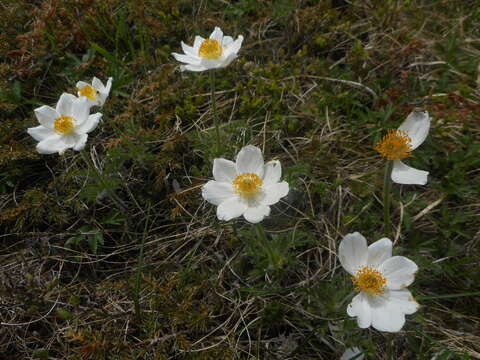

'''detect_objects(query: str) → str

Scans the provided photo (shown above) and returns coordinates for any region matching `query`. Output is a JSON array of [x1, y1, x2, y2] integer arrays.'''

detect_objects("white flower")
[[374, 110, 430, 185], [338, 232, 419, 332], [341, 347, 364, 360], [76, 77, 113, 107], [172, 27, 244, 72], [202, 145, 289, 223], [27, 93, 102, 155]]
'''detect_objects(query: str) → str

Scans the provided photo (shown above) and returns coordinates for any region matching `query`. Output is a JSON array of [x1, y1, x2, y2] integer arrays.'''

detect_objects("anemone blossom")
[[202, 145, 289, 223], [338, 232, 419, 332], [374, 110, 430, 185], [172, 27, 244, 72], [76, 77, 113, 107], [27, 93, 102, 155]]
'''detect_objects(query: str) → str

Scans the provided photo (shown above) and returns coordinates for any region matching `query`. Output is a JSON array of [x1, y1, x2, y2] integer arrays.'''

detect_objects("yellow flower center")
[[233, 173, 263, 198], [374, 129, 413, 160], [198, 39, 222, 59], [54, 115, 75, 135], [79, 84, 97, 101], [352, 266, 386, 295]]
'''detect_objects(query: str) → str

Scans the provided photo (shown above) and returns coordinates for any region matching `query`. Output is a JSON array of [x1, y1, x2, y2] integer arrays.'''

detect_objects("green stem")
[[231, 222, 238, 239], [210, 70, 220, 153], [386, 333, 395, 360], [254, 223, 273, 262], [383, 160, 394, 238], [254, 223, 266, 245]]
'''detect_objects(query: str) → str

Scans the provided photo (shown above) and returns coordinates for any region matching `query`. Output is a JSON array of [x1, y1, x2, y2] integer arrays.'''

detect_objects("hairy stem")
[[210, 70, 220, 153], [383, 160, 394, 238], [386, 333, 395, 360]]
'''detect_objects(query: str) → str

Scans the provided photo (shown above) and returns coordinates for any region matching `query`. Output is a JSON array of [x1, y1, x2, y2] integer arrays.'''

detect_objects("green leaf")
[[88, 231, 104, 254]]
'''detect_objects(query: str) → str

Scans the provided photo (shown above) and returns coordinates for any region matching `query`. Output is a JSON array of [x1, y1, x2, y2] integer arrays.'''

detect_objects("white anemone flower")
[[341, 347, 364, 360], [202, 145, 289, 223], [27, 93, 102, 155], [374, 110, 430, 185], [172, 27, 244, 72], [338, 232, 419, 332], [76, 77, 113, 107]]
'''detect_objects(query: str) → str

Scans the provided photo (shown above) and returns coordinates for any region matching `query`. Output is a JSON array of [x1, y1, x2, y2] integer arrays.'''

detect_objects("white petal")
[[36, 134, 71, 154], [34, 105, 58, 129], [213, 158, 237, 182], [341, 347, 364, 360], [235, 145, 264, 177], [367, 237, 392, 267], [243, 204, 270, 223], [27, 125, 56, 141], [202, 180, 235, 206], [104, 77, 113, 93], [263, 160, 282, 185], [338, 232, 368, 275], [97, 93, 107, 107], [172, 52, 200, 65], [261, 182, 289, 206], [193, 35, 204, 50], [220, 54, 238, 68], [181, 41, 197, 57], [380, 256, 418, 290], [209, 26, 223, 42], [55, 93, 77, 116], [199, 58, 224, 70], [347, 293, 372, 329], [387, 289, 419, 315], [75, 113, 102, 134], [222, 36, 234, 46], [72, 133, 88, 151], [181, 64, 208, 72], [60, 135, 79, 153], [216, 197, 248, 221], [223, 35, 244, 57], [398, 110, 430, 150], [72, 97, 91, 123], [97, 77, 112, 106], [391, 160, 428, 185], [92, 77, 105, 91], [366, 289, 419, 333], [76, 81, 90, 90], [367, 292, 407, 332]]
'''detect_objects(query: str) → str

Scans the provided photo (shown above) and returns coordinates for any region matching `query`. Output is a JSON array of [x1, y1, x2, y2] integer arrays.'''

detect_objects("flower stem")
[[231, 222, 238, 239], [254, 223, 274, 265], [383, 160, 394, 238], [386, 333, 395, 360], [254, 223, 266, 244], [210, 70, 220, 154]]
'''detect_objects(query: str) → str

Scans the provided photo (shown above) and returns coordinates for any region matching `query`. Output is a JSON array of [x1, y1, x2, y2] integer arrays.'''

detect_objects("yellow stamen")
[[79, 84, 97, 101], [352, 266, 386, 295], [233, 173, 263, 198], [198, 39, 222, 59], [54, 115, 75, 135], [374, 129, 413, 160]]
